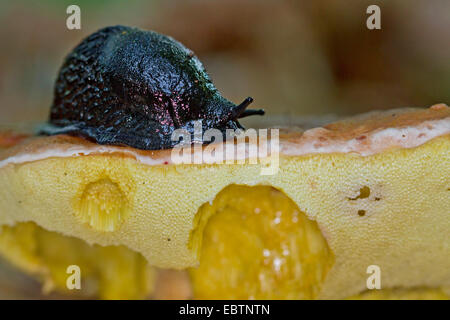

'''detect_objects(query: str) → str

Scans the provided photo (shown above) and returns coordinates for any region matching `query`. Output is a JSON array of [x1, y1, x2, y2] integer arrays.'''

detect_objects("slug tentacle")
[[227, 97, 265, 120], [41, 25, 265, 150], [230, 97, 253, 119], [239, 109, 266, 118]]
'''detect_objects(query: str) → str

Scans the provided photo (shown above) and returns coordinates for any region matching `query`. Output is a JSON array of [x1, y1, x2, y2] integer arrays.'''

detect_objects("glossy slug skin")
[[41, 25, 263, 150]]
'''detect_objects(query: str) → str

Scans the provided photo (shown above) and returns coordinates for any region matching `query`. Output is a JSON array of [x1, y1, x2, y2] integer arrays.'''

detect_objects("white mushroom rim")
[[170, 120, 280, 175]]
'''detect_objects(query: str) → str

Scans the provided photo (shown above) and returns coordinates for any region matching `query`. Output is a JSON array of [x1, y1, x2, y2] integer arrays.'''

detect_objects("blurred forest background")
[[0, 0, 449, 126]]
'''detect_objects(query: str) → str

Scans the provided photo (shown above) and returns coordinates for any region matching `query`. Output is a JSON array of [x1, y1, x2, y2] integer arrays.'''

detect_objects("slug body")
[[42, 25, 263, 150]]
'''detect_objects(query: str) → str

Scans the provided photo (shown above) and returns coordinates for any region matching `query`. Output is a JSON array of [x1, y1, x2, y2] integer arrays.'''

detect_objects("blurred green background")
[[0, 0, 449, 124]]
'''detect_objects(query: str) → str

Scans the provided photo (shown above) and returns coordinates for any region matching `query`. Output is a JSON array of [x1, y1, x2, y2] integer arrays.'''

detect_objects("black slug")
[[41, 25, 264, 150]]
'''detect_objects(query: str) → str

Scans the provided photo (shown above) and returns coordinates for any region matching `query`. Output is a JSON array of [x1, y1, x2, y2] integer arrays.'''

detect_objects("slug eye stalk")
[[231, 97, 265, 119]]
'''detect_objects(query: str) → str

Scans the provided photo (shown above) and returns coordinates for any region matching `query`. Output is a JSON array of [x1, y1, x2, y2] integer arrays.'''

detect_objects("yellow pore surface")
[[3, 186, 331, 300], [190, 185, 334, 299], [0, 189, 447, 300], [0, 136, 448, 299], [0, 222, 154, 299], [348, 288, 449, 300], [78, 178, 129, 232], [189, 185, 448, 300]]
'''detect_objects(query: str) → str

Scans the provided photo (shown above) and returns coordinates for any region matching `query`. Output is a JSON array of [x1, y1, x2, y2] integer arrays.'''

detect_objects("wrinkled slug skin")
[[0, 106, 449, 299]]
